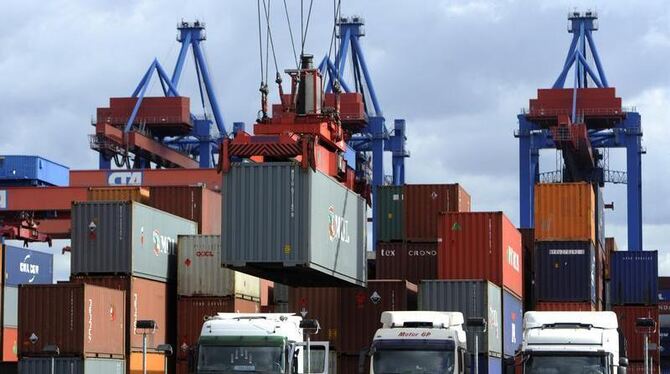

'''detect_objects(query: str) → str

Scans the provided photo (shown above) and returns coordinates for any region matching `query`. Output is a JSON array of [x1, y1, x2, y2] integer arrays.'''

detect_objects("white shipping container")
[[178, 235, 260, 299]]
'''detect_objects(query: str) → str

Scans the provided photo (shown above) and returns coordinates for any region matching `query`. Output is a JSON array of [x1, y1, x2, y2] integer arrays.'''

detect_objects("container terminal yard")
[[0, 2, 667, 374]]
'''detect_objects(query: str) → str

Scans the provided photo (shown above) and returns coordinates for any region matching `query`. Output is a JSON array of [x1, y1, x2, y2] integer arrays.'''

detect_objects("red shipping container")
[[69, 169, 221, 191], [148, 186, 221, 234], [534, 302, 596, 312], [613, 306, 660, 362], [71, 276, 170, 353], [288, 288, 342, 347], [260, 279, 274, 307], [438, 212, 523, 298], [338, 353, 369, 374], [627, 361, 660, 374], [176, 296, 259, 361], [339, 280, 417, 354], [376, 242, 437, 284], [404, 184, 471, 242], [519, 228, 535, 310], [2, 327, 17, 362], [176, 360, 189, 374], [659, 301, 670, 314], [18, 283, 125, 358], [105, 97, 191, 136]]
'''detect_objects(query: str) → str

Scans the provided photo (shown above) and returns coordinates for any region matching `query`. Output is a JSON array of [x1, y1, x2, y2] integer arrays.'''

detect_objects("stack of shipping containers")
[[1, 245, 53, 374], [658, 277, 670, 372]]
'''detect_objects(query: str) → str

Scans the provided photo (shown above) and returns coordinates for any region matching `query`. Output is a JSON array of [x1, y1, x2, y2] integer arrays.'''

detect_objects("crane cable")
[[256, 0, 281, 119], [282, 0, 299, 68], [323, 0, 342, 93], [300, 0, 316, 56]]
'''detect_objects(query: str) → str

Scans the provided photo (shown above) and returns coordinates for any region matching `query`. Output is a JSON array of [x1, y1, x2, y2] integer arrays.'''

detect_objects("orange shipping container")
[[2, 327, 17, 362], [534, 183, 595, 242], [88, 187, 150, 204], [404, 184, 471, 242], [437, 212, 523, 298], [129, 351, 165, 374]]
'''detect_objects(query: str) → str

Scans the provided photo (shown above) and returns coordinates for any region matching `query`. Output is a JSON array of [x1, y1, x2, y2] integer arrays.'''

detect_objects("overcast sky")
[[1, 0, 669, 281]]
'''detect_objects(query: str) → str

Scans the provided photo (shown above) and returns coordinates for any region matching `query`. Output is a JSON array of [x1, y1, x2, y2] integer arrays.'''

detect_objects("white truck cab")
[[367, 311, 468, 374], [194, 313, 329, 374], [521, 311, 627, 374]]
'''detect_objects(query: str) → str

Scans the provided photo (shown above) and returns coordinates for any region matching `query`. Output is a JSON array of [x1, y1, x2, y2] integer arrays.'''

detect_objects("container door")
[[295, 341, 329, 374]]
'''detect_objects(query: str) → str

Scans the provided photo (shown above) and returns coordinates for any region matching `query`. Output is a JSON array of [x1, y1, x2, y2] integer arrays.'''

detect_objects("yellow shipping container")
[[129, 352, 166, 374], [534, 182, 595, 242], [88, 187, 150, 204]]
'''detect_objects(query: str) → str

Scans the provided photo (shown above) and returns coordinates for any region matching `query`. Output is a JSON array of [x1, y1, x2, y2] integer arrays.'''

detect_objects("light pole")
[[467, 317, 488, 374], [136, 320, 158, 374], [43, 344, 60, 374], [157, 344, 173, 374], [636, 317, 656, 374]]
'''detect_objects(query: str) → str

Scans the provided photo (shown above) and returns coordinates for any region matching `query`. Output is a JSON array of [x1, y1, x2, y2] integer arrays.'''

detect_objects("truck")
[[520, 311, 628, 374], [193, 313, 329, 374], [366, 311, 468, 374]]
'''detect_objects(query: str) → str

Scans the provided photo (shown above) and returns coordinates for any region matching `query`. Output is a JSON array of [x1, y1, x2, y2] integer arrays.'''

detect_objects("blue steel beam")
[[192, 41, 226, 137]]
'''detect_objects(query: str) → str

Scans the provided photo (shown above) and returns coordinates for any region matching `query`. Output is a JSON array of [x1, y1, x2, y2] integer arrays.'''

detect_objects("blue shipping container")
[[534, 241, 596, 302], [611, 250, 658, 305], [502, 289, 523, 357], [661, 327, 670, 358], [3, 245, 53, 286], [659, 290, 670, 301], [471, 354, 502, 374], [0, 155, 69, 186]]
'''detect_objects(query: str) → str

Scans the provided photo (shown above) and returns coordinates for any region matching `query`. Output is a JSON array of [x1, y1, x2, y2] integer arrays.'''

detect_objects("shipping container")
[[70, 169, 221, 191], [70, 276, 169, 353], [0, 186, 87, 211], [519, 228, 535, 311], [0, 362, 17, 374], [534, 241, 596, 302], [274, 283, 289, 303], [595, 186, 605, 248], [419, 280, 503, 356], [437, 212, 523, 298], [18, 357, 125, 374], [128, 351, 167, 374], [627, 361, 660, 374], [613, 305, 660, 362], [176, 296, 259, 361], [71, 201, 197, 282], [222, 163, 367, 287], [534, 182, 595, 242], [2, 245, 53, 286], [103, 96, 191, 137], [662, 327, 670, 358], [533, 301, 596, 312], [2, 327, 17, 361], [87, 187, 150, 204], [288, 288, 342, 346], [148, 186, 221, 235], [3, 286, 17, 327], [376, 186, 404, 242], [0, 155, 69, 187], [660, 302, 670, 315], [18, 283, 125, 358], [405, 184, 471, 242], [606, 237, 619, 253], [611, 251, 658, 305], [471, 354, 502, 374], [502, 289, 523, 358], [375, 242, 437, 284], [339, 280, 418, 353], [338, 353, 367, 374], [177, 235, 260, 299]]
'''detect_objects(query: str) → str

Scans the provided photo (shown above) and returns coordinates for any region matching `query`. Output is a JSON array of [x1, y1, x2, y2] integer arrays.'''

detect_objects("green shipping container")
[[376, 186, 404, 241]]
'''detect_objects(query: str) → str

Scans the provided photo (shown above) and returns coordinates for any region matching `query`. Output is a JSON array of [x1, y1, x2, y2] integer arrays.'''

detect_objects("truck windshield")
[[197, 345, 285, 373], [524, 354, 608, 374], [373, 350, 455, 374]]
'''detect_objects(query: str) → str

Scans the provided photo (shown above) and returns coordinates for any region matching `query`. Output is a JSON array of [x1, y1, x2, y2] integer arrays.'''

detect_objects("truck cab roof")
[[524, 311, 618, 330], [374, 311, 466, 347], [200, 313, 304, 343]]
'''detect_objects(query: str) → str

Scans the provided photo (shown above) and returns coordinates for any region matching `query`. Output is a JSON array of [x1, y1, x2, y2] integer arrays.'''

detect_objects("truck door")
[[295, 341, 330, 374]]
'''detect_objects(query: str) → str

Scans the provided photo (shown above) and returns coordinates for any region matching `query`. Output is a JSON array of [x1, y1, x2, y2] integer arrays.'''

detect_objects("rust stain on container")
[[613, 305, 660, 362], [88, 187, 150, 204], [534, 183, 595, 242], [404, 184, 471, 242], [376, 242, 437, 284], [533, 302, 596, 312], [176, 296, 259, 361], [71, 276, 169, 353], [437, 212, 523, 298], [18, 283, 125, 358], [148, 186, 221, 235]]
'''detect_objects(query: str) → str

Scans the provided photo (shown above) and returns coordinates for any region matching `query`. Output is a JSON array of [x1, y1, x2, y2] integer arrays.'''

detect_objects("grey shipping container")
[[71, 201, 197, 282], [376, 186, 404, 241], [178, 235, 260, 299], [273, 283, 289, 303], [419, 280, 502, 356], [222, 163, 367, 287], [18, 357, 124, 374], [3, 286, 17, 327]]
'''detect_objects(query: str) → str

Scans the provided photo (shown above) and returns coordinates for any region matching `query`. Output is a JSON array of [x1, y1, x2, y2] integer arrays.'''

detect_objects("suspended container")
[[221, 163, 367, 287], [534, 182, 595, 242], [610, 250, 658, 305], [534, 241, 596, 302]]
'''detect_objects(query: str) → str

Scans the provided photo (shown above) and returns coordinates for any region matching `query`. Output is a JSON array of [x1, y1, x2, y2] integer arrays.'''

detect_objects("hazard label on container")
[[0, 190, 6, 209]]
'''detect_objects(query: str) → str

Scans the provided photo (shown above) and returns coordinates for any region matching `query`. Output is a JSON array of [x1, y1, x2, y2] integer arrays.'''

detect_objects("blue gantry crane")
[[517, 11, 644, 251]]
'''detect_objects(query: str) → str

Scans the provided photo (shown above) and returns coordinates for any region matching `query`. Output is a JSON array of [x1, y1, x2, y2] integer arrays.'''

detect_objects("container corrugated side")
[[3, 286, 17, 327], [0, 156, 69, 186], [18, 357, 125, 374], [87, 187, 150, 204], [273, 283, 289, 303], [222, 163, 367, 287], [610, 250, 658, 305], [595, 186, 605, 248], [339, 280, 418, 353], [533, 301, 596, 312], [288, 287, 342, 346], [613, 305, 660, 362], [534, 241, 596, 302], [148, 186, 221, 235], [404, 184, 471, 242], [177, 235, 260, 299], [71, 201, 197, 282], [519, 228, 535, 311], [375, 242, 437, 284], [502, 289, 522, 358], [437, 212, 523, 298], [2, 245, 53, 286], [376, 186, 404, 241], [176, 296, 259, 361], [2, 327, 17, 361], [534, 182, 595, 242], [419, 280, 502, 355]]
